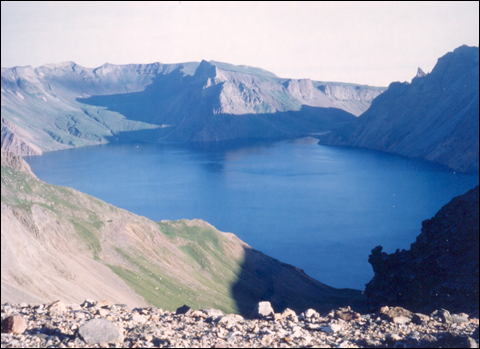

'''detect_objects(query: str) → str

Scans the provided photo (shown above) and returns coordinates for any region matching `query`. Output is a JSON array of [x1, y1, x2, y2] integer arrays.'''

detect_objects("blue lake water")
[[24, 137, 479, 290]]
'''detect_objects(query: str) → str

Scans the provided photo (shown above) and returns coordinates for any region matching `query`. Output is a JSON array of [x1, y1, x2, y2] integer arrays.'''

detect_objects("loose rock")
[[77, 318, 123, 344], [1, 315, 27, 334], [251, 301, 274, 320], [1, 301, 479, 348]]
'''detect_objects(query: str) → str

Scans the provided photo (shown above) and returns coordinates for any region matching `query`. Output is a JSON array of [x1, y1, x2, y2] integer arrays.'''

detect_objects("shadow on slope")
[[231, 247, 368, 317], [96, 105, 355, 144]]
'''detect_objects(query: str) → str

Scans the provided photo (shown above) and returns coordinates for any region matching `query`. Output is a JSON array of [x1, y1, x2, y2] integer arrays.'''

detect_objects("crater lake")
[[24, 137, 479, 290]]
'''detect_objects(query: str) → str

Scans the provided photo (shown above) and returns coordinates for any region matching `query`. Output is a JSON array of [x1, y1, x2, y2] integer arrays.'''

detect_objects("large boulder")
[[251, 301, 275, 320], [77, 318, 123, 344]]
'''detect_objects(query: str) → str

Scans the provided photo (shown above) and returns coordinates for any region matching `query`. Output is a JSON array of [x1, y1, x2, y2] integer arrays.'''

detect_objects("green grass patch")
[[109, 247, 239, 313], [69, 219, 102, 257], [157, 220, 222, 252]]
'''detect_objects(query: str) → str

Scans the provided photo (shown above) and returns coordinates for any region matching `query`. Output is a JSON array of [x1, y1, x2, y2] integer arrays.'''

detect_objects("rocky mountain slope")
[[1, 61, 384, 155], [366, 185, 479, 315], [1, 150, 366, 316], [319, 45, 479, 173]]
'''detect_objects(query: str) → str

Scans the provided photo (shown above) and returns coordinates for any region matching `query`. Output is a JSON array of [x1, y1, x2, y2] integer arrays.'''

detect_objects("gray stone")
[[430, 309, 453, 324], [96, 299, 114, 309], [77, 318, 123, 344], [251, 301, 274, 320], [386, 333, 403, 342], [279, 308, 296, 321], [74, 311, 86, 319], [304, 308, 318, 318], [217, 314, 237, 328], [131, 314, 147, 324], [412, 313, 430, 324], [96, 308, 109, 317], [321, 323, 342, 334], [67, 303, 82, 311], [191, 310, 208, 318], [392, 316, 411, 324], [335, 309, 361, 321], [451, 314, 469, 324], [290, 325, 303, 338], [380, 306, 413, 323], [202, 308, 223, 318]]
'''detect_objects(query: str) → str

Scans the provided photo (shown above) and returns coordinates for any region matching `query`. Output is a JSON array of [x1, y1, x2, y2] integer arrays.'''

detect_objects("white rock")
[[131, 314, 147, 324], [321, 323, 343, 334]]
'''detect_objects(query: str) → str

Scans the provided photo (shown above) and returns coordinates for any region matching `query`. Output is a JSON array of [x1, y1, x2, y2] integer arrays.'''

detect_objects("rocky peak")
[[415, 67, 426, 78], [193, 60, 217, 79]]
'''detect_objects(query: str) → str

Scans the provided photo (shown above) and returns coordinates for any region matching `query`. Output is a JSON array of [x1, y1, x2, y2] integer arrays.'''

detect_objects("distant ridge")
[[1, 60, 384, 156]]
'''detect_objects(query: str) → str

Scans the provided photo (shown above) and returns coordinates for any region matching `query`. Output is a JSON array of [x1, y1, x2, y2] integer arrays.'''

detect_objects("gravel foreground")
[[1, 300, 479, 348]]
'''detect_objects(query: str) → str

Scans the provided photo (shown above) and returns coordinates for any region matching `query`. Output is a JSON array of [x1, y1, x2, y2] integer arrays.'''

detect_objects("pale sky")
[[1, 1, 479, 86]]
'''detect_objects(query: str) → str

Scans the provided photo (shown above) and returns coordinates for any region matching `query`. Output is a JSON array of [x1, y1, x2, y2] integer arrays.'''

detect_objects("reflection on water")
[[25, 138, 479, 289]]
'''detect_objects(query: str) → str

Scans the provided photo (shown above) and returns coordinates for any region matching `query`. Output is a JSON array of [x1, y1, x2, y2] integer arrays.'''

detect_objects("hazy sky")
[[1, 1, 478, 86]]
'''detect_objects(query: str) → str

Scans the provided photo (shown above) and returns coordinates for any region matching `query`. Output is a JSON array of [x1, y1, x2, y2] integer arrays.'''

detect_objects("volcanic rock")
[[366, 186, 479, 315]]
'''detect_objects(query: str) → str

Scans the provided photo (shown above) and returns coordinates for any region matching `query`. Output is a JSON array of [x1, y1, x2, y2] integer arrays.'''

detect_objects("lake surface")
[[25, 137, 479, 290]]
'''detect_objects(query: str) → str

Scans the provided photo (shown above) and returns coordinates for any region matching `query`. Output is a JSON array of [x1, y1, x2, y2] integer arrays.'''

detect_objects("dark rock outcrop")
[[320, 45, 479, 173], [366, 186, 479, 315]]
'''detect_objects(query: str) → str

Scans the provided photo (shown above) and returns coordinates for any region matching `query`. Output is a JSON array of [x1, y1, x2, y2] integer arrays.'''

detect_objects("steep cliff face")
[[314, 82, 383, 116], [1, 60, 384, 155], [319, 45, 479, 173], [366, 186, 479, 315], [1, 150, 366, 315]]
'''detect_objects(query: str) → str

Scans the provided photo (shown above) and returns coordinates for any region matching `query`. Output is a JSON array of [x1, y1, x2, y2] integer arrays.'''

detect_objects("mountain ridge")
[[1, 60, 385, 156], [319, 45, 479, 173]]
